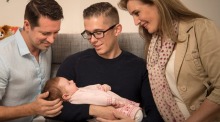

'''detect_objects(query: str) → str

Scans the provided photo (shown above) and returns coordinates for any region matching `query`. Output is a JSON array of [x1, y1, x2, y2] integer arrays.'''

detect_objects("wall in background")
[[1, 0, 219, 33]]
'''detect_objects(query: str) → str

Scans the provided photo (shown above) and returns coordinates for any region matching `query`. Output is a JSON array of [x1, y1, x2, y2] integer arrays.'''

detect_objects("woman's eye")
[[134, 11, 139, 16]]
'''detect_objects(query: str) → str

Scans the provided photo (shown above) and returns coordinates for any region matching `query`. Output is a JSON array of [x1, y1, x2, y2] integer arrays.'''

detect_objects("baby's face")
[[58, 77, 78, 97]]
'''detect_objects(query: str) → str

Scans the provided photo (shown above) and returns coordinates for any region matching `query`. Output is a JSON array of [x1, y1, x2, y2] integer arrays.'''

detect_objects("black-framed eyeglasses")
[[81, 24, 117, 40]]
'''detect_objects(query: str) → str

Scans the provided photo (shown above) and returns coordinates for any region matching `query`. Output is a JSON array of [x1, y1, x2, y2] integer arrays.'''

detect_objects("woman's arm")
[[186, 99, 220, 122], [188, 19, 220, 122]]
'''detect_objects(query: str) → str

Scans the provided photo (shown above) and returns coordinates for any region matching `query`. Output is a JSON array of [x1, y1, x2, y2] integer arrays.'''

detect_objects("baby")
[[43, 77, 143, 122]]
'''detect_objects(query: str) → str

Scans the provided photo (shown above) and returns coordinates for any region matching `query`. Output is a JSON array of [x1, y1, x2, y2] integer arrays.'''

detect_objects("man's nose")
[[47, 34, 56, 44], [89, 34, 98, 44]]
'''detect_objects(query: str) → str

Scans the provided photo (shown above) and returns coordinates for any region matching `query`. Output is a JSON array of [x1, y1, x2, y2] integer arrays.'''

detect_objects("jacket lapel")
[[174, 20, 194, 80]]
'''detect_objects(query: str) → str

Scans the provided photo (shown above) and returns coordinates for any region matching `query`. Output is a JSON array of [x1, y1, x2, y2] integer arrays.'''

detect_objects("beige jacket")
[[175, 18, 220, 120]]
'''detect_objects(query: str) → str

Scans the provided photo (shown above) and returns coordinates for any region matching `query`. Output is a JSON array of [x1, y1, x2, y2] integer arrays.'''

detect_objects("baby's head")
[[43, 77, 78, 101]]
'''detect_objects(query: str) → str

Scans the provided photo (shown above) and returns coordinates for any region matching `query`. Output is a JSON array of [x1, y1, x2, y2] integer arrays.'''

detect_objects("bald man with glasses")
[[49, 2, 163, 122]]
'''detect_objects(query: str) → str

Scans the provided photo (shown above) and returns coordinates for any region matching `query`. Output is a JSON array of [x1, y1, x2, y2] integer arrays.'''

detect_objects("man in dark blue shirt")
[[50, 2, 163, 122]]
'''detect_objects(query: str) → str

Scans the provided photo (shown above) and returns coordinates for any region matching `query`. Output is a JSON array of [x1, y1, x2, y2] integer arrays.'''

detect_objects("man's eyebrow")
[[39, 29, 60, 33]]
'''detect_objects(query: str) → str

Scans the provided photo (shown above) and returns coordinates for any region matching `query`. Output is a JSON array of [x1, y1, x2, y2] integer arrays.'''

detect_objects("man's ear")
[[114, 24, 122, 36], [24, 20, 31, 31], [62, 94, 71, 100]]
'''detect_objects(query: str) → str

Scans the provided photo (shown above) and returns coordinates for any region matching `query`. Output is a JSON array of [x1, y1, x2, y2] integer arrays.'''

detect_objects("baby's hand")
[[101, 84, 111, 92], [96, 84, 111, 91], [114, 101, 125, 108], [112, 98, 125, 108]]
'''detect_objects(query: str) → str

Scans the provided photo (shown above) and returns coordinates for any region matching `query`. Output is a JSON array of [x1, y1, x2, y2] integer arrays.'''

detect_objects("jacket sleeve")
[[195, 19, 220, 104], [141, 70, 164, 122]]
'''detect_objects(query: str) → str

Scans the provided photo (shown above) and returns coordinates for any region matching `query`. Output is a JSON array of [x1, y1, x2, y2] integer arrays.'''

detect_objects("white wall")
[[181, 0, 220, 28], [1, 0, 219, 33]]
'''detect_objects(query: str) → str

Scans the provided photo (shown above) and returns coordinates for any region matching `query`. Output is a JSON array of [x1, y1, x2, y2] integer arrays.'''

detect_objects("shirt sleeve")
[[0, 58, 9, 100]]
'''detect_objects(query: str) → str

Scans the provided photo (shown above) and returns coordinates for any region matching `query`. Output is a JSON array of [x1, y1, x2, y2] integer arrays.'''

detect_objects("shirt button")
[[190, 105, 196, 110], [180, 86, 187, 92]]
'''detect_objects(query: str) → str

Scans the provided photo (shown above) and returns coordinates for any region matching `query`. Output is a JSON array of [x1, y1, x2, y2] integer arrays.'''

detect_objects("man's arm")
[[50, 103, 117, 121], [0, 105, 35, 121], [49, 85, 118, 121], [89, 105, 117, 120], [141, 71, 164, 122], [49, 102, 93, 121], [97, 110, 135, 122], [0, 92, 62, 121]]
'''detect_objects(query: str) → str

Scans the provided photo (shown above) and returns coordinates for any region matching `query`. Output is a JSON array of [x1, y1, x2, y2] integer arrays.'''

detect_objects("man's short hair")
[[24, 0, 63, 28], [83, 2, 119, 24]]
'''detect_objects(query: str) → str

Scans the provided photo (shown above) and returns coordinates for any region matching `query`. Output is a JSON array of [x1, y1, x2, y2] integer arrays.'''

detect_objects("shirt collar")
[[15, 28, 31, 56]]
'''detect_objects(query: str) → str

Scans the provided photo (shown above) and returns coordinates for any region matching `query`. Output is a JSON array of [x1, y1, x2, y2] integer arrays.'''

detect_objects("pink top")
[[68, 84, 141, 119]]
